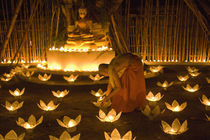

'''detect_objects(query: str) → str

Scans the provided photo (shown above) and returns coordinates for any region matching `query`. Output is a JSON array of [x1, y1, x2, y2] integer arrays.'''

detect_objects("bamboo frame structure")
[[114, 0, 209, 63], [0, 0, 209, 64]]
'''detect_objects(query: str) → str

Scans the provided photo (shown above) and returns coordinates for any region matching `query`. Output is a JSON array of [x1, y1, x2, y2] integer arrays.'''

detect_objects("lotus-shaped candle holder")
[[97, 109, 121, 122], [149, 65, 163, 73], [89, 74, 104, 81], [3, 101, 24, 112], [157, 81, 174, 88], [177, 75, 189, 82], [22, 71, 34, 77], [161, 118, 188, 135], [49, 131, 80, 140], [165, 100, 187, 112], [206, 77, 210, 84], [182, 84, 199, 92], [0, 130, 25, 140], [91, 89, 105, 97], [63, 75, 79, 82], [146, 91, 164, 102], [56, 115, 81, 131], [186, 66, 199, 73], [0, 76, 12, 81], [38, 73, 51, 81], [141, 105, 165, 120], [16, 114, 43, 129], [104, 128, 136, 140], [206, 114, 210, 121], [9, 88, 25, 97], [92, 99, 112, 108], [52, 90, 69, 98], [37, 100, 59, 111], [189, 71, 201, 77], [3, 73, 14, 78], [200, 94, 210, 106]]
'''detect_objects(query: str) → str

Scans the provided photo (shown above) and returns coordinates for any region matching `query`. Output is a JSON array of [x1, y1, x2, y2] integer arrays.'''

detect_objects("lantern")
[[141, 105, 165, 120], [200, 94, 210, 106], [104, 128, 136, 140], [49, 131, 80, 140], [63, 75, 79, 82], [38, 73, 51, 81], [182, 84, 199, 92], [189, 71, 201, 77], [16, 115, 43, 129], [146, 91, 164, 102], [165, 100, 187, 112], [51, 90, 69, 98], [3, 101, 24, 112], [149, 66, 163, 73], [161, 118, 188, 135], [9, 88, 25, 97], [91, 89, 105, 97], [89, 74, 104, 81], [96, 109, 121, 122], [177, 75, 189, 82], [37, 100, 59, 111], [56, 115, 81, 129], [157, 81, 174, 88], [186, 66, 199, 73], [92, 99, 111, 108], [0, 130, 25, 140]]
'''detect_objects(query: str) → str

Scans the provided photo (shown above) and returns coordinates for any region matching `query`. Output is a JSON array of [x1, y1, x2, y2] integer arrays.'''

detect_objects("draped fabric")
[[112, 56, 146, 113]]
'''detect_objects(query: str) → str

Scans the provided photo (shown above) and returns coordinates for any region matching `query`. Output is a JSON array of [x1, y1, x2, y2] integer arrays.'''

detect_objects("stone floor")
[[0, 65, 209, 140]]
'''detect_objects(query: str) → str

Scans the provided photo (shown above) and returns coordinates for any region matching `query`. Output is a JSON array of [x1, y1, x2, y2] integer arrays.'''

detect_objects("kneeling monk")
[[99, 53, 146, 113]]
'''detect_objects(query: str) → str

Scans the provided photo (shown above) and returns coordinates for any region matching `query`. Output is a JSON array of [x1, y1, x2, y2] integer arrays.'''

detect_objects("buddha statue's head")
[[78, 5, 87, 19]]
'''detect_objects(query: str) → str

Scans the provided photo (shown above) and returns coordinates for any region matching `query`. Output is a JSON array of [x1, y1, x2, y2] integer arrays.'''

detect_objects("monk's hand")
[[104, 91, 110, 96], [101, 96, 109, 106]]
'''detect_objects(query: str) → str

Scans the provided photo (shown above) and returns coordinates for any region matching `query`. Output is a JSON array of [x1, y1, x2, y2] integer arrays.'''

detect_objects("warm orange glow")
[[200, 95, 210, 106], [97, 109, 121, 122], [161, 118, 188, 135], [56, 115, 81, 128]]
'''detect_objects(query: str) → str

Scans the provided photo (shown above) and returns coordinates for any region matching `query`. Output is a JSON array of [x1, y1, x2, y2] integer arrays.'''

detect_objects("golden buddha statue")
[[64, 4, 108, 50]]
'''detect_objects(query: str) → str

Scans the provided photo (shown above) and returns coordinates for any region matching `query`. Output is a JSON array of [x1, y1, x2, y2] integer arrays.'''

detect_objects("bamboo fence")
[[114, 0, 209, 62]]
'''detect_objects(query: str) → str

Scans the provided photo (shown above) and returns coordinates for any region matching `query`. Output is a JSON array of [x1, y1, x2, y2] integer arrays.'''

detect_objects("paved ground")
[[0, 65, 209, 140]]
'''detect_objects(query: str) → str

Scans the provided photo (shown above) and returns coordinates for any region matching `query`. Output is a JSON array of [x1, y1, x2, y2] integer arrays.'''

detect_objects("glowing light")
[[157, 81, 174, 88], [89, 74, 104, 81], [51, 90, 69, 98], [177, 75, 189, 82], [182, 84, 199, 92], [200, 94, 210, 106], [96, 109, 121, 122], [38, 73, 51, 81], [16, 115, 43, 129], [9, 88, 25, 97], [149, 66, 163, 73], [63, 75, 79, 82], [56, 115, 81, 128], [91, 89, 105, 97], [146, 91, 164, 102], [0, 130, 25, 140], [37, 100, 59, 111], [165, 100, 187, 112], [161, 118, 188, 135], [4, 101, 24, 112], [49, 131, 80, 140], [104, 128, 136, 140]]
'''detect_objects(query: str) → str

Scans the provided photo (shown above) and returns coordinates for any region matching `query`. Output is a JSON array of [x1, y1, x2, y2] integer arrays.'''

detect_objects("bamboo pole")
[[10, 0, 40, 65], [1, 0, 24, 58]]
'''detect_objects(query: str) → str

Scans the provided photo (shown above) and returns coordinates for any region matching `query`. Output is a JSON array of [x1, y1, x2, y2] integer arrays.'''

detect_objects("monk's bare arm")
[[104, 69, 121, 101]]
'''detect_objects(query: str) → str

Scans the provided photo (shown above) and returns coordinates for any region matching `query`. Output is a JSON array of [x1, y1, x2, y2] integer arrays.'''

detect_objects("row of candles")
[[48, 46, 113, 52]]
